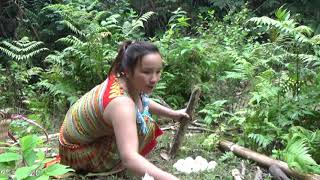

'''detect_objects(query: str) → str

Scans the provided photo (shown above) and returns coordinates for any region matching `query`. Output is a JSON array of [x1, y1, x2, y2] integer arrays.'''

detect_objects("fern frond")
[[94, 11, 108, 22], [87, 0, 99, 11], [20, 42, 45, 53], [1, 41, 45, 53], [27, 67, 43, 76], [248, 133, 273, 148], [281, 138, 320, 173], [64, 47, 88, 59], [21, 48, 49, 61], [1, 37, 48, 62], [37, 80, 75, 97], [311, 34, 320, 45], [14, 41, 37, 48], [299, 54, 320, 67], [56, 35, 85, 46], [60, 20, 86, 37], [249, 16, 281, 30], [295, 25, 313, 37], [137, 11, 155, 24], [0, 47, 17, 59], [44, 52, 64, 65], [123, 11, 155, 36]]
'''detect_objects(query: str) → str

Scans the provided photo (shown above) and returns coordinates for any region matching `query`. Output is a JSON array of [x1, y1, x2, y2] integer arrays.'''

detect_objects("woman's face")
[[128, 53, 163, 94]]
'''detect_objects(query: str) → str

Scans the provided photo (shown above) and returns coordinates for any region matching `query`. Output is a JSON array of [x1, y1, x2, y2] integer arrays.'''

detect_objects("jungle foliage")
[[1, 0, 320, 177]]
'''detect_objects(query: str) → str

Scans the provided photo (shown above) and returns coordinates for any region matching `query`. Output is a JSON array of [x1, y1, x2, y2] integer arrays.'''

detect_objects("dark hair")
[[108, 40, 160, 76]]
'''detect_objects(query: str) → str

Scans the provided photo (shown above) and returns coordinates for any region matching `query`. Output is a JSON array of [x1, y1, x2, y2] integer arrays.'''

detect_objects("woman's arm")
[[103, 97, 178, 180], [149, 99, 189, 121]]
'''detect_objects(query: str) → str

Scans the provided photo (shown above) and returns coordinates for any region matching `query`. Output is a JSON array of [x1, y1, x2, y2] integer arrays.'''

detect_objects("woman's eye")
[[143, 71, 152, 74]]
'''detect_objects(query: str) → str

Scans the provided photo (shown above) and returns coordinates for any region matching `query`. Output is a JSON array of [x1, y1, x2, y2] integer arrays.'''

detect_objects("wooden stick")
[[219, 140, 320, 180], [169, 87, 201, 158]]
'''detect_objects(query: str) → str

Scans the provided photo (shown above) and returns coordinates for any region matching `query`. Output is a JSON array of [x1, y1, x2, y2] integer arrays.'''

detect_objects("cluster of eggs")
[[173, 156, 217, 174]]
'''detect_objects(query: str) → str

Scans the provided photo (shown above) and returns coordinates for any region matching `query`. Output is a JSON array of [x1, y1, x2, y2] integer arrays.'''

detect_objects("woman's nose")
[[150, 73, 159, 84]]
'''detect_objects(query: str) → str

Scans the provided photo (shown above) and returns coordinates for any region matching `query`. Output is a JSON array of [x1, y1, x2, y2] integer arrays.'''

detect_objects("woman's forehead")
[[139, 53, 163, 68]]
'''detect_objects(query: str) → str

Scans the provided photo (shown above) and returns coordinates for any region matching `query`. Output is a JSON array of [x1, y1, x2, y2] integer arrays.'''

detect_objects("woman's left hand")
[[172, 108, 190, 122]]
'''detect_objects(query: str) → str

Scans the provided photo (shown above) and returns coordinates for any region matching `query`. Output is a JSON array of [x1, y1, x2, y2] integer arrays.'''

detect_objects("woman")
[[58, 41, 189, 179]]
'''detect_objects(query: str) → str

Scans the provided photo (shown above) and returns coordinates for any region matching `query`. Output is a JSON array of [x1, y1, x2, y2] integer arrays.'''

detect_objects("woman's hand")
[[172, 108, 190, 122]]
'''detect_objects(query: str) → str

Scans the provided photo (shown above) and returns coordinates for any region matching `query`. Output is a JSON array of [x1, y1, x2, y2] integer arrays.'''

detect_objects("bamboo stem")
[[219, 140, 320, 180]]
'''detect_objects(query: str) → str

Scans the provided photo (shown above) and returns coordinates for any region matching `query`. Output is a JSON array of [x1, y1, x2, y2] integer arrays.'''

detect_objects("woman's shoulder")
[[103, 96, 136, 124], [105, 96, 135, 113]]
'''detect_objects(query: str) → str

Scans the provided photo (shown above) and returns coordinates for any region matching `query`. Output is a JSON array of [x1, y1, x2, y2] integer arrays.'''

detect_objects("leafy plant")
[[0, 135, 74, 179], [199, 100, 230, 125], [273, 136, 320, 174], [0, 37, 48, 62], [0, 37, 46, 108], [201, 133, 220, 150]]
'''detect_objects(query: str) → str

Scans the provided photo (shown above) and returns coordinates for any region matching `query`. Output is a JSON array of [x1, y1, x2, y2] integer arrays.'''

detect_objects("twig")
[[240, 160, 246, 176], [190, 121, 208, 127], [161, 125, 214, 133], [11, 114, 49, 143], [169, 87, 201, 158], [188, 126, 215, 133]]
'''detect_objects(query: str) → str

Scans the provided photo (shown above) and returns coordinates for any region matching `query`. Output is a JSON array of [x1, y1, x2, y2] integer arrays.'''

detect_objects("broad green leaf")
[[15, 166, 36, 180], [44, 164, 74, 176], [0, 152, 22, 162], [23, 149, 37, 166], [35, 175, 49, 180], [20, 135, 41, 152], [0, 173, 8, 180]]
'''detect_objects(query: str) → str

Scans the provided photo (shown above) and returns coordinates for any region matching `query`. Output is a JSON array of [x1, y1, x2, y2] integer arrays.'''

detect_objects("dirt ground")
[[50, 130, 273, 180]]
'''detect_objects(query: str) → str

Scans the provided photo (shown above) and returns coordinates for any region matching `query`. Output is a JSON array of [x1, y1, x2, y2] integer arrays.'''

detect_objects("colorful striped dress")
[[58, 74, 163, 173]]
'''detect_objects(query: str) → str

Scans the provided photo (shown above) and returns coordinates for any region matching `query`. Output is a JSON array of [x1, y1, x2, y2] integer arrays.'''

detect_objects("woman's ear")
[[123, 69, 130, 78]]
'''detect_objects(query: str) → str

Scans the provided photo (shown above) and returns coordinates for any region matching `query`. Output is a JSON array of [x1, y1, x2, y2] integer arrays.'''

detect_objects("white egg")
[[207, 161, 217, 171]]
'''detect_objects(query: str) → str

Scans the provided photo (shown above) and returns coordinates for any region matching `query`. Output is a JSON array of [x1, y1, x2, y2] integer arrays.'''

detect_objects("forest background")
[[1, 0, 320, 179]]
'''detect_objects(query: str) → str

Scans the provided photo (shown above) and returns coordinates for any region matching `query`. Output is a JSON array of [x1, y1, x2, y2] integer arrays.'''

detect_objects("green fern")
[[222, 58, 254, 80], [295, 25, 313, 37], [94, 11, 109, 22], [37, 80, 75, 97], [219, 151, 235, 162], [311, 34, 320, 44], [248, 133, 273, 148], [0, 37, 48, 62], [122, 11, 155, 37], [60, 20, 86, 37], [280, 138, 320, 174], [56, 35, 85, 46], [249, 7, 310, 44]]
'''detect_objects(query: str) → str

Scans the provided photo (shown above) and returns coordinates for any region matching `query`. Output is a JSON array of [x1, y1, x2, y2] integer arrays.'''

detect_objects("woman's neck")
[[120, 76, 140, 103]]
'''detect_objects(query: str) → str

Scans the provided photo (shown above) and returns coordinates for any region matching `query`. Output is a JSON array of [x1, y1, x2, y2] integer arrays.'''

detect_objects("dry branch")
[[169, 87, 201, 158], [219, 140, 320, 180]]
